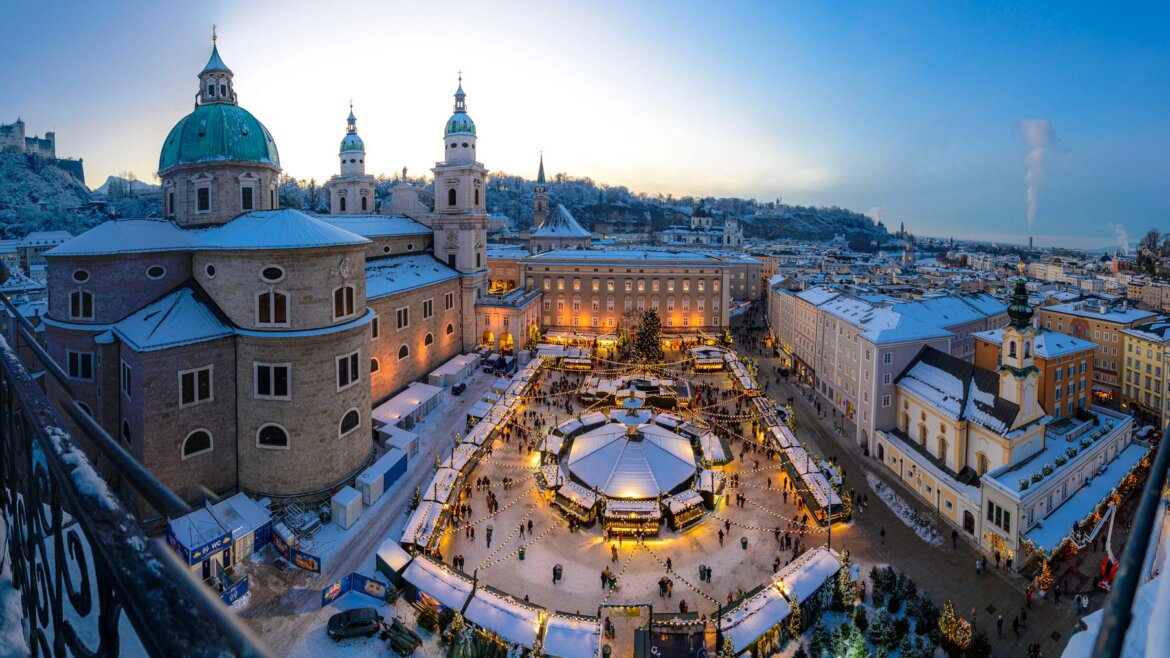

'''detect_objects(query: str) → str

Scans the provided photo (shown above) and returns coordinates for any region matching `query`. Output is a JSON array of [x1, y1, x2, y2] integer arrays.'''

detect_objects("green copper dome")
[[340, 132, 364, 153], [445, 111, 476, 136], [159, 103, 280, 173]]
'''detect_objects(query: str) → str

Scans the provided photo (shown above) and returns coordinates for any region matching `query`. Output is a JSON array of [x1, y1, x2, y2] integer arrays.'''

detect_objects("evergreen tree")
[[787, 601, 803, 638], [808, 620, 833, 658], [633, 309, 664, 362], [938, 599, 971, 650], [866, 609, 898, 653], [1037, 560, 1054, 591], [835, 550, 856, 609]]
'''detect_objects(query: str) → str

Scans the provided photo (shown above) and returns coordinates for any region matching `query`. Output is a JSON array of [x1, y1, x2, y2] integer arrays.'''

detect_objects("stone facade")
[[369, 276, 464, 403], [161, 162, 280, 228]]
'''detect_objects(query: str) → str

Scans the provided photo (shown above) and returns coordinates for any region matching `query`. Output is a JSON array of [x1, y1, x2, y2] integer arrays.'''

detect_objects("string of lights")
[[640, 542, 719, 605]]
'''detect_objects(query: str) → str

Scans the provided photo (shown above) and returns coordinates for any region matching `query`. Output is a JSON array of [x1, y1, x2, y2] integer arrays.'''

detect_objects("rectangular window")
[[883, 353, 892, 365], [120, 360, 132, 398], [883, 373, 892, 385], [607, 280, 615, 292], [255, 363, 291, 399], [396, 306, 409, 330], [573, 279, 581, 291], [625, 280, 632, 292], [667, 280, 675, 292], [179, 366, 213, 407], [371, 315, 380, 338], [241, 186, 254, 211], [336, 350, 361, 390], [543, 279, 551, 290], [197, 187, 210, 212], [652, 280, 660, 292], [882, 394, 891, 407], [682, 281, 690, 292], [423, 298, 434, 319], [66, 351, 94, 381], [333, 286, 355, 319], [445, 292, 455, 310], [592, 279, 600, 292]]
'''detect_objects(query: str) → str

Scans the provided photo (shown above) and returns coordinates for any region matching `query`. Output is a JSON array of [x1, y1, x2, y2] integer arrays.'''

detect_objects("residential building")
[[1037, 299, 1157, 403], [1121, 321, 1170, 430]]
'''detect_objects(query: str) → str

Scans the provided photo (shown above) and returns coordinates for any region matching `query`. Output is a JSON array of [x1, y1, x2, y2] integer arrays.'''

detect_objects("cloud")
[[1019, 119, 1058, 231]]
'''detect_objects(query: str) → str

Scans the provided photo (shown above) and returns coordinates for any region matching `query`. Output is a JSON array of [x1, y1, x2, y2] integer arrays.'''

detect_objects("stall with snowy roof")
[[165, 506, 232, 579], [718, 546, 841, 656], [463, 586, 545, 650], [427, 352, 480, 387], [375, 537, 414, 586], [664, 489, 705, 530], [208, 492, 272, 559], [372, 381, 443, 430], [401, 555, 474, 614], [543, 612, 601, 658]]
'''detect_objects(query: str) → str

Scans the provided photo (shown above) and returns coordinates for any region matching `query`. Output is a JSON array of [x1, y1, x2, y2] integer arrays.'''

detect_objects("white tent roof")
[[544, 614, 601, 658], [566, 422, 696, 498], [402, 556, 473, 611], [463, 588, 542, 647]]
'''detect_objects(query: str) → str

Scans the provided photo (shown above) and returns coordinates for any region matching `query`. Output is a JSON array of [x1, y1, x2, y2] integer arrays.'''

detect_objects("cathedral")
[[42, 40, 491, 506]]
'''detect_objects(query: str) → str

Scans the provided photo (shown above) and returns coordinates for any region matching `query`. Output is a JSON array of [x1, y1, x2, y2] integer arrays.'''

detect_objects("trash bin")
[[602, 645, 612, 657], [519, 547, 526, 560], [554, 564, 563, 581], [740, 537, 748, 550], [699, 565, 707, 580]]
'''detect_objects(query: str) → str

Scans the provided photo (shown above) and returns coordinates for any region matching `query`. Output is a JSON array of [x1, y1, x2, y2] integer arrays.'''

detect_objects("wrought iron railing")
[[0, 274, 273, 657], [1091, 425, 1170, 657]]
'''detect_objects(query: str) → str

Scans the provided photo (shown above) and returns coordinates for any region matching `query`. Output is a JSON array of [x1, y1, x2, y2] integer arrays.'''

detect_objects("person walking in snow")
[[611, 544, 618, 562], [880, 526, 886, 544], [718, 529, 725, 546]]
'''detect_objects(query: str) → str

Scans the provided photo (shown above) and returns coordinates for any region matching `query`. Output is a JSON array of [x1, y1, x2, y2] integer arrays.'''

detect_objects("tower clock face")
[[445, 229, 459, 243]]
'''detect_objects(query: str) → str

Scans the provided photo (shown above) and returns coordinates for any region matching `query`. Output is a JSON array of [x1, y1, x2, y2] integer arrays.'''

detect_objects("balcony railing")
[[0, 277, 273, 657], [1091, 424, 1170, 657]]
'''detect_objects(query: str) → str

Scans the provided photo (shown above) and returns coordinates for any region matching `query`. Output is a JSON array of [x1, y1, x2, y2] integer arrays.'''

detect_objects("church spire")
[[537, 152, 546, 185], [533, 153, 549, 228], [1007, 274, 1033, 330], [453, 71, 467, 113]]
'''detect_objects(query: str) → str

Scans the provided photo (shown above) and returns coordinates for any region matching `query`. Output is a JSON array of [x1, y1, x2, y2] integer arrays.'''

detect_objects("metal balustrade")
[[0, 273, 273, 658]]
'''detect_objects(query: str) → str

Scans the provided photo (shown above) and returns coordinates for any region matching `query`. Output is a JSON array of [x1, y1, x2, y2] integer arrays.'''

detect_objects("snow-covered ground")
[[865, 472, 943, 547], [0, 516, 30, 657]]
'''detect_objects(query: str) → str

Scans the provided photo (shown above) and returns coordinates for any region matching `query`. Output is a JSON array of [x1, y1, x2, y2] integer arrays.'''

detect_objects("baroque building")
[[41, 40, 486, 507]]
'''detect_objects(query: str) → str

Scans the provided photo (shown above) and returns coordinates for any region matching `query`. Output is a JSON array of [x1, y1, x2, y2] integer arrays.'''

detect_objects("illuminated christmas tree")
[[633, 309, 664, 363], [938, 599, 972, 649], [1038, 559, 1054, 591], [788, 600, 803, 637]]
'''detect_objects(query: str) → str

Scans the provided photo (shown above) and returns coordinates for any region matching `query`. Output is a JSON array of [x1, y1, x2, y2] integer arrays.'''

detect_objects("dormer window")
[[208, 83, 216, 97]]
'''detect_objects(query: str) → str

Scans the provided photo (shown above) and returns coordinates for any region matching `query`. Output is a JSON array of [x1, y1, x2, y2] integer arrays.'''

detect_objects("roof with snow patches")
[[113, 286, 233, 351], [896, 346, 1020, 434], [532, 204, 591, 239], [365, 254, 461, 299]]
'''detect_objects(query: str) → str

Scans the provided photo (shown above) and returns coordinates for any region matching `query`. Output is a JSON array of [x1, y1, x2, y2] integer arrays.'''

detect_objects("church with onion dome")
[[39, 36, 499, 507]]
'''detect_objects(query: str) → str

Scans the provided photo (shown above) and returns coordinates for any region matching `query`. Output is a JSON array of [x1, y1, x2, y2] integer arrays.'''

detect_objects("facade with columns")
[[39, 40, 491, 508]]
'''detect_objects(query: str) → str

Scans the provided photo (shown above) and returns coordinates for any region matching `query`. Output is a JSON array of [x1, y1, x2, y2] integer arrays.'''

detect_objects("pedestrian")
[[1026, 586, 1033, 609], [1055, 584, 1062, 604], [880, 526, 886, 545], [667, 579, 673, 598], [952, 529, 958, 549], [666, 557, 672, 571], [519, 523, 525, 539], [783, 490, 788, 504], [773, 558, 781, 573], [718, 529, 725, 546], [706, 565, 713, 582], [611, 544, 618, 562], [600, 570, 607, 589], [679, 600, 687, 614], [1020, 607, 1027, 628], [995, 550, 1001, 569], [527, 519, 533, 534], [1012, 616, 1020, 636], [997, 614, 1004, 637]]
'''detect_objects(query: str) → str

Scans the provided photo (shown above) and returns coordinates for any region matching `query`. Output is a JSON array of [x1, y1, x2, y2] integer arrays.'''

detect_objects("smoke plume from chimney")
[[1108, 222, 1130, 256], [1020, 119, 1058, 230]]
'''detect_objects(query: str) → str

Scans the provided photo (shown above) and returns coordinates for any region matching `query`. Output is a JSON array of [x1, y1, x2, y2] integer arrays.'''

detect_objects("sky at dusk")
[[3, 1, 1167, 249]]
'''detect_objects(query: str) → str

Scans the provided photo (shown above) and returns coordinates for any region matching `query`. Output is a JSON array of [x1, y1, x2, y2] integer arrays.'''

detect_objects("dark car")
[[326, 607, 383, 641], [451, 382, 467, 395]]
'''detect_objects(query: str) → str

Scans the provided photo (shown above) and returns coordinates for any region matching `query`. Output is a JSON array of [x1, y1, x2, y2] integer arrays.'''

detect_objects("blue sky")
[[3, 1, 1167, 248]]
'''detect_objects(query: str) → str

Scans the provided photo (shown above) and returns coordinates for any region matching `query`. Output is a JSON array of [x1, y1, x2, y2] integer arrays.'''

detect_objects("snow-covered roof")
[[401, 556, 473, 611], [168, 508, 228, 551], [897, 347, 1020, 434], [819, 295, 953, 345], [1023, 442, 1147, 554], [47, 210, 370, 258], [463, 587, 542, 648], [794, 285, 840, 306], [543, 614, 600, 658], [365, 254, 460, 299], [113, 286, 232, 352], [315, 214, 430, 238], [1122, 321, 1170, 344], [376, 537, 413, 572], [565, 421, 696, 498], [523, 249, 725, 265], [401, 500, 445, 546], [532, 204, 590, 239], [973, 328, 1097, 359], [892, 293, 1006, 327], [1044, 299, 1157, 324], [719, 547, 839, 652], [208, 493, 271, 542]]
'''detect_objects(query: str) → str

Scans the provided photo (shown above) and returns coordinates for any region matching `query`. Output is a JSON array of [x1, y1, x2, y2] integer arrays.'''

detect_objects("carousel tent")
[[565, 422, 696, 498]]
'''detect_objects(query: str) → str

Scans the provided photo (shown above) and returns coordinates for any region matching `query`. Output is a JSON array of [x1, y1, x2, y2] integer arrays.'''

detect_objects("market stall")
[[543, 613, 601, 658], [554, 481, 598, 524], [463, 586, 544, 650], [603, 499, 662, 537], [664, 489, 705, 530], [402, 555, 474, 614]]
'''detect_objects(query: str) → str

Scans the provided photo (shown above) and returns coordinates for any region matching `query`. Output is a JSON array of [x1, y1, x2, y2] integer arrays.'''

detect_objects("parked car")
[[327, 608, 383, 641], [451, 382, 467, 395]]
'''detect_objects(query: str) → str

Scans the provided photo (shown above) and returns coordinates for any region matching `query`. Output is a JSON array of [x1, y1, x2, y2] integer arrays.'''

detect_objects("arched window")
[[339, 409, 360, 438], [219, 84, 227, 97], [937, 437, 948, 463], [333, 285, 356, 319], [69, 290, 94, 320], [257, 423, 289, 449], [257, 291, 288, 325], [899, 413, 909, 432], [1008, 341, 1017, 358], [121, 419, 131, 447], [976, 452, 990, 476], [918, 424, 927, 445], [361, 197, 368, 211], [424, 333, 434, 346], [446, 323, 455, 336], [339, 196, 347, 212], [1024, 341, 1031, 358], [370, 358, 380, 373], [448, 189, 457, 206], [398, 344, 409, 360], [182, 429, 213, 459]]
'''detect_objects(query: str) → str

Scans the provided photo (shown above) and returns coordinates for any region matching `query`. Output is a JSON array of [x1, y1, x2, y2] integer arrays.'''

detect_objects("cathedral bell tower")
[[998, 269, 1044, 424], [533, 153, 548, 228], [326, 103, 376, 214], [430, 74, 489, 350]]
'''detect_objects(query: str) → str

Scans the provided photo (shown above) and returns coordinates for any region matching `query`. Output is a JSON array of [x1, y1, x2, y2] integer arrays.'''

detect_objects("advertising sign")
[[272, 531, 290, 560], [321, 575, 352, 608], [291, 548, 321, 573], [221, 576, 249, 606], [350, 572, 387, 601], [165, 522, 231, 566]]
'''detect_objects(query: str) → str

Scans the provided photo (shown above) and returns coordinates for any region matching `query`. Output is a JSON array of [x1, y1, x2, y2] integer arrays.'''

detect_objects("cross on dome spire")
[[212, 24, 217, 43]]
